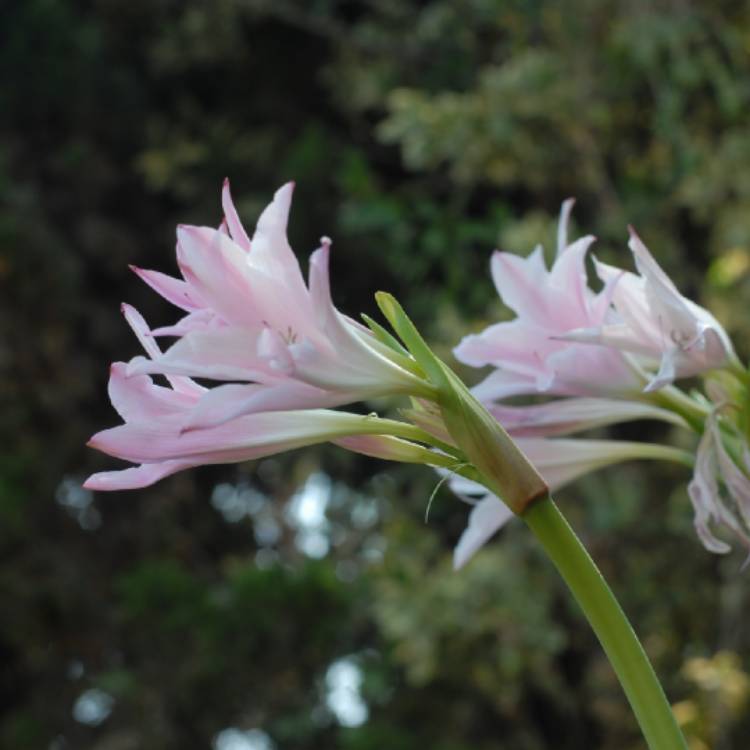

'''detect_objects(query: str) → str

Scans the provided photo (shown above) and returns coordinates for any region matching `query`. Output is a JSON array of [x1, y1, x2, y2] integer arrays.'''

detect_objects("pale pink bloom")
[[688, 415, 750, 555], [83, 308, 411, 490], [450, 437, 691, 568], [454, 201, 640, 401], [120, 302, 207, 400], [86, 182, 434, 491], [84, 344, 437, 491], [128, 181, 428, 431], [566, 229, 737, 392], [84, 366, 418, 490], [453, 493, 514, 570]]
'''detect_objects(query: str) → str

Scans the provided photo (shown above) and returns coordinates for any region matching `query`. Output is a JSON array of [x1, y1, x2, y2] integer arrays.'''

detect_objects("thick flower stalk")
[[453, 200, 750, 565], [373, 293, 689, 750]]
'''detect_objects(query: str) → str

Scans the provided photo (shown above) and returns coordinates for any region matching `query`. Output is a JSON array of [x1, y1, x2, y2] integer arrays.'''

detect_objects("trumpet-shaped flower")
[[85, 183, 437, 490], [84, 351, 442, 491], [85, 373, 426, 491], [454, 200, 641, 401], [566, 229, 738, 391], [128, 182, 429, 432]]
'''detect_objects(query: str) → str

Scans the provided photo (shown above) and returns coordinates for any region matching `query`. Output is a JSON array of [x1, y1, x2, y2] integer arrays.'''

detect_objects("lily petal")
[[108, 363, 198, 423], [129, 266, 204, 312], [121, 304, 205, 398], [83, 459, 198, 491], [180, 380, 351, 432], [448, 435, 690, 567], [221, 178, 252, 251], [454, 495, 514, 570], [489, 397, 686, 437], [88, 183, 433, 492], [455, 203, 635, 400]]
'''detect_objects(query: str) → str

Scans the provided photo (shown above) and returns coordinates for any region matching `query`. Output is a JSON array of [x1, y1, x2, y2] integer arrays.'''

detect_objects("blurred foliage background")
[[2, 1, 750, 748]]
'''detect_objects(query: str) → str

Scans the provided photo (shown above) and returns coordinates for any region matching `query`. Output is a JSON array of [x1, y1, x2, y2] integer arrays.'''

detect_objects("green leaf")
[[375, 292, 447, 385], [361, 313, 413, 358]]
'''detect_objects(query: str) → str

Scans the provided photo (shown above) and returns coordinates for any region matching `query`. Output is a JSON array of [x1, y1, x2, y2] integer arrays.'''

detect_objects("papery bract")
[[376, 291, 548, 515]]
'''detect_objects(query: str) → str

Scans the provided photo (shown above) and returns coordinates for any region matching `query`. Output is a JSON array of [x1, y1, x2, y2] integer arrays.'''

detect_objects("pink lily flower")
[[84, 333, 443, 492], [128, 182, 430, 431], [451, 436, 692, 569], [84, 364, 430, 491], [454, 200, 640, 401], [85, 182, 439, 491], [565, 229, 738, 391]]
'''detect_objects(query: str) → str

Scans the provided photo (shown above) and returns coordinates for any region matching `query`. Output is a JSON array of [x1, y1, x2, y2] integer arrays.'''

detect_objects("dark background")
[[2, 1, 750, 748]]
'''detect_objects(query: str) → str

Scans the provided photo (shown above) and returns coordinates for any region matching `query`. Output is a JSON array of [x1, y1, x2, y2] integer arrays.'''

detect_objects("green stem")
[[727, 357, 748, 384], [648, 385, 708, 432], [523, 496, 688, 750]]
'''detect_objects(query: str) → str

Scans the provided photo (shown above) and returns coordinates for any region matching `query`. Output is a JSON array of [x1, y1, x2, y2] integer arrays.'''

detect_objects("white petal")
[[556, 198, 576, 258], [221, 179, 252, 250], [121, 304, 205, 398], [84, 459, 198, 491], [454, 495, 514, 570]]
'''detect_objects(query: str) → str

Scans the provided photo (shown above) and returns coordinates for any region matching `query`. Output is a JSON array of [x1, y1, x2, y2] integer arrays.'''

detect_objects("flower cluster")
[[452, 200, 749, 565], [85, 183, 750, 572], [84, 183, 443, 491]]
